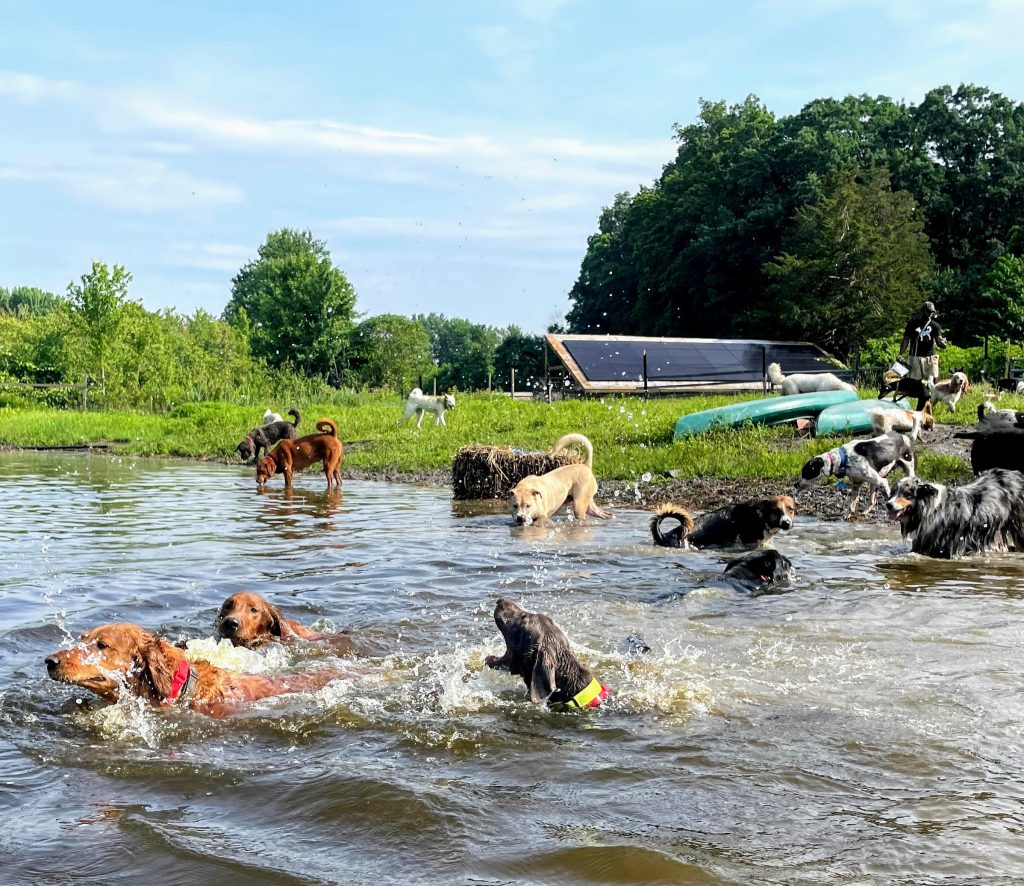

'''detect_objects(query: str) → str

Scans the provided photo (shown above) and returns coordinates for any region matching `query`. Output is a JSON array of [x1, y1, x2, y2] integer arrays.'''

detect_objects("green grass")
[[1, 386, 1011, 484]]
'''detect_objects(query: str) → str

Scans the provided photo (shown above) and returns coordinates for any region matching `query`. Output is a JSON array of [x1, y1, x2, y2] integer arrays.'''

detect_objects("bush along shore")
[[0, 389, 1011, 521]]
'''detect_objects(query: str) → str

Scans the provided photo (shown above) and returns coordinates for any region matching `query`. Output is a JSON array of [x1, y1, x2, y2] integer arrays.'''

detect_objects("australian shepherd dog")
[[885, 468, 1024, 559]]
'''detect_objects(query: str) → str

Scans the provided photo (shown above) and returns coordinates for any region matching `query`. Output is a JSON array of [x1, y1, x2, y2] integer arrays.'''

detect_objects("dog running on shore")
[[401, 388, 456, 428]]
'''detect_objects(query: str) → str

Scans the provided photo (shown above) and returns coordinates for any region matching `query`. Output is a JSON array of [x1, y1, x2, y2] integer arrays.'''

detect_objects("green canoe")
[[814, 398, 903, 437], [672, 390, 859, 440]]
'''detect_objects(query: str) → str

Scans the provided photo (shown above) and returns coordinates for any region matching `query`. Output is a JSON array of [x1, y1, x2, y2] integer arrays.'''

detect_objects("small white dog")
[[401, 388, 456, 428], [767, 362, 856, 395], [263, 409, 284, 425], [869, 404, 934, 441]]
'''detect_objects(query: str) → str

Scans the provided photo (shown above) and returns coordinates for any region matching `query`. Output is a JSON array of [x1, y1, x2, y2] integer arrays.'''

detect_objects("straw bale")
[[452, 444, 580, 500]]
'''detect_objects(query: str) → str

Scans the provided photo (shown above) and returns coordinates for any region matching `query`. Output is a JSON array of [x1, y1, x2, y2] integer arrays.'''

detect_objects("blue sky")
[[1, 1, 1021, 333]]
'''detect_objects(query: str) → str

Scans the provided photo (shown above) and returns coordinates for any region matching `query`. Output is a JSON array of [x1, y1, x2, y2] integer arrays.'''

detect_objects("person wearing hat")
[[899, 300, 947, 382]]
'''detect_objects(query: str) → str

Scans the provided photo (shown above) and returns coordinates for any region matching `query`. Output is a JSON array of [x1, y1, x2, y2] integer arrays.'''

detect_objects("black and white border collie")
[[795, 431, 915, 516], [650, 497, 796, 548], [885, 468, 1024, 559]]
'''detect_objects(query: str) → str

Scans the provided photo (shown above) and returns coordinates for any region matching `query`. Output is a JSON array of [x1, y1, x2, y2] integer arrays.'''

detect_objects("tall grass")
[[0, 387, 997, 484]]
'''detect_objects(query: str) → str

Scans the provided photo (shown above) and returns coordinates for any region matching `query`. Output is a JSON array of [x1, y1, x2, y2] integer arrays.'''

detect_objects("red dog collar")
[[162, 658, 196, 706]]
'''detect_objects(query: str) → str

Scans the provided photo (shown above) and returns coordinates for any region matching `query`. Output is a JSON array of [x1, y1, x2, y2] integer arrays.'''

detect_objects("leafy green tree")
[[977, 253, 1024, 342], [761, 166, 933, 359], [0, 286, 65, 316], [67, 262, 134, 392], [414, 313, 501, 390], [494, 327, 545, 389], [349, 314, 434, 392], [224, 229, 356, 383]]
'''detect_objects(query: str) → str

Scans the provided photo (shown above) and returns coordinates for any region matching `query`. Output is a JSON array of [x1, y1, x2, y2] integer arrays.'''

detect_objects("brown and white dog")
[[869, 403, 934, 441], [256, 419, 343, 490], [45, 623, 339, 716], [879, 372, 970, 413], [650, 496, 796, 548], [508, 433, 610, 524], [215, 591, 335, 648], [401, 388, 455, 428]]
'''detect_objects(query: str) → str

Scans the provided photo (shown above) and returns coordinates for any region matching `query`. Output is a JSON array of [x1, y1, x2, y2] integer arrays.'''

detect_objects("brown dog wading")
[[256, 418, 343, 489], [508, 433, 610, 524], [216, 591, 341, 648]]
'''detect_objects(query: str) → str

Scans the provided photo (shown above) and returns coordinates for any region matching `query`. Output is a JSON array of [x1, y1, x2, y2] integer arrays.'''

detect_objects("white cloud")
[[164, 241, 254, 272]]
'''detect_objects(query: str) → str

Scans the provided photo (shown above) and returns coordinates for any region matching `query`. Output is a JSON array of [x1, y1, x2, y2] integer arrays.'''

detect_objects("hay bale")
[[452, 444, 581, 500]]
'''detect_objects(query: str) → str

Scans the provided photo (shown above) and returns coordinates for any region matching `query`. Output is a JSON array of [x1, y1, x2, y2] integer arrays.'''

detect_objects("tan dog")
[[256, 418, 343, 489], [869, 403, 934, 441], [508, 433, 611, 524]]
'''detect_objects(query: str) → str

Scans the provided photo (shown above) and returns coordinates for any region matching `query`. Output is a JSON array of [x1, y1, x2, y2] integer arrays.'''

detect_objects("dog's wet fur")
[[885, 468, 1024, 558], [650, 497, 796, 549], [237, 408, 300, 463], [485, 598, 599, 706], [508, 433, 610, 524], [652, 549, 795, 603]]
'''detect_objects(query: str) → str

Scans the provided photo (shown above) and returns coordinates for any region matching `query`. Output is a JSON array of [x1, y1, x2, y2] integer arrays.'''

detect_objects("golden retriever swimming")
[[508, 433, 610, 524]]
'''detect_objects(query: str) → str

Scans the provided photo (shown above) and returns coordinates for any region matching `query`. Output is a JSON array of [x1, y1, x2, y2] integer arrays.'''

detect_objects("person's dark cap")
[[922, 300, 937, 314]]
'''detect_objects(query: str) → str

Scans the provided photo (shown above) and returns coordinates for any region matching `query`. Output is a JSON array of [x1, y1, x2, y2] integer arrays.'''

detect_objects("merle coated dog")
[[795, 431, 915, 516], [650, 497, 796, 549], [886, 468, 1024, 559], [485, 598, 609, 710], [236, 408, 300, 463]]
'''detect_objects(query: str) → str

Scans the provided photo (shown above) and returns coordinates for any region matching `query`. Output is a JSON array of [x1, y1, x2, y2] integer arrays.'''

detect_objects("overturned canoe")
[[814, 398, 903, 437], [672, 390, 859, 440]]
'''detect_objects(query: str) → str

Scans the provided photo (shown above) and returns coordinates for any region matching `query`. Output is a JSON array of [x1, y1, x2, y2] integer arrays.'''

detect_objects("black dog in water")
[[654, 549, 795, 601], [236, 408, 301, 463], [650, 497, 796, 548], [485, 598, 609, 710]]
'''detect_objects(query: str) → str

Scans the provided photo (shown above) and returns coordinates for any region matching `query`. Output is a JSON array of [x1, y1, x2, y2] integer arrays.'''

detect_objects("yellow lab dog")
[[508, 433, 611, 524]]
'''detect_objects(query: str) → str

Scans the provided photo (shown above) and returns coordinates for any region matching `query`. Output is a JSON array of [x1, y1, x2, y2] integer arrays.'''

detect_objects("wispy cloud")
[[163, 241, 254, 272]]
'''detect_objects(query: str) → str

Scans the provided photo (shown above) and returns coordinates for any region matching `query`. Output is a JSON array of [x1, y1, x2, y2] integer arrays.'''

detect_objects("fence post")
[[761, 346, 768, 395], [510, 368, 516, 395], [81, 374, 88, 411], [642, 350, 649, 401], [433, 377, 437, 395]]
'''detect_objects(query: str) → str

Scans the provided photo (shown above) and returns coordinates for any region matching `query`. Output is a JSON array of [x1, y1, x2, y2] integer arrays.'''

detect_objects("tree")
[[224, 229, 356, 383], [348, 314, 434, 392], [977, 254, 1024, 342], [761, 166, 933, 359], [67, 262, 134, 391], [414, 313, 501, 390], [494, 327, 545, 389], [0, 286, 65, 316]]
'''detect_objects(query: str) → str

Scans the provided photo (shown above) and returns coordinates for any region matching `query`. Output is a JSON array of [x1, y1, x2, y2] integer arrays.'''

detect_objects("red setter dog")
[[256, 418, 343, 490], [45, 623, 339, 716]]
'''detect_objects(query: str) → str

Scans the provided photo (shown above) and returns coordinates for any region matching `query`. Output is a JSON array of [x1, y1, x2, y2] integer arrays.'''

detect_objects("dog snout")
[[219, 617, 239, 634], [779, 516, 793, 530], [44, 654, 60, 674]]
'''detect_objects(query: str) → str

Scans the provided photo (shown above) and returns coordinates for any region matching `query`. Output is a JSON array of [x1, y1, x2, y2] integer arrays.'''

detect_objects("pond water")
[[1, 452, 1023, 885]]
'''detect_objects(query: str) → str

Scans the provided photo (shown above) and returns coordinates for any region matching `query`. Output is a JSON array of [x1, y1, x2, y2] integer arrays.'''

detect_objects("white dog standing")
[[401, 388, 456, 428], [768, 362, 857, 395]]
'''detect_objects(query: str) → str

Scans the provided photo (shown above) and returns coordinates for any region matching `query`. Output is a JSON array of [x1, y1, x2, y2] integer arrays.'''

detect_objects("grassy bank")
[[0, 387, 1007, 484]]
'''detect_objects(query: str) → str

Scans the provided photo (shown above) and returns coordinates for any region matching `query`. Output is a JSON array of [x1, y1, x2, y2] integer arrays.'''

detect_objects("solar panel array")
[[558, 337, 847, 385]]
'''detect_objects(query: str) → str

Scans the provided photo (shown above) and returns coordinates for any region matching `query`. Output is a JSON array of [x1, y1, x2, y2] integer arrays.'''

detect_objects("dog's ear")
[[266, 604, 297, 639], [923, 402, 933, 415], [139, 635, 178, 700], [532, 489, 543, 498], [917, 483, 940, 500], [529, 641, 558, 703]]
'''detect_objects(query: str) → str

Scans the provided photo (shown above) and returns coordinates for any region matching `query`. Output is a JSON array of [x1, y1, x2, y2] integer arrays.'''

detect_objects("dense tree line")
[[567, 85, 1024, 358]]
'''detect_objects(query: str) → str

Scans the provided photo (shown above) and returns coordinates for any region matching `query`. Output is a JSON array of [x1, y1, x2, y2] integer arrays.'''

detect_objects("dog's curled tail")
[[316, 418, 338, 436], [553, 433, 594, 468], [650, 503, 695, 548], [288, 407, 301, 427], [766, 362, 786, 387]]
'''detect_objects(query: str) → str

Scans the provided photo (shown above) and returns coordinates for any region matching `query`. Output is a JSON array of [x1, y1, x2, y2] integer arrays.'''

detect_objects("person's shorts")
[[907, 355, 939, 382]]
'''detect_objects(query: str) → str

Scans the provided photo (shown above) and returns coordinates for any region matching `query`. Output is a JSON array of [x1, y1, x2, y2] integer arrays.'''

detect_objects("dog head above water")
[[216, 591, 298, 647], [885, 476, 937, 526], [722, 549, 794, 594], [485, 598, 607, 709]]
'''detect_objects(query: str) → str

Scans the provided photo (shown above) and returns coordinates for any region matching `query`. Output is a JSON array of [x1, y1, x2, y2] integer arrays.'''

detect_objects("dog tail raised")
[[553, 433, 594, 468], [767, 362, 786, 387], [316, 418, 338, 436], [650, 504, 695, 548], [288, 407, 301, 427]]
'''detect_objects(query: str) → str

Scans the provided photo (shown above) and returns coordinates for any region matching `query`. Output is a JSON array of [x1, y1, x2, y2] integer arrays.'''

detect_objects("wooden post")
[[510, 368, 516, 395], [762, 346, 768, 395], [642, 350, 649, 401], [984, 336, 989, 377], [433, 377, 437, 395], [1006, 339, 1012, 379], [81, 374, 88, 411], [487, 372, 492, 393]]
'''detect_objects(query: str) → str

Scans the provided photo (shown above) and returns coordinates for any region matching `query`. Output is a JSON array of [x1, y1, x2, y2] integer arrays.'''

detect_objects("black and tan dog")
[[650, 496, 796, 549], [236, 408, 301, 463], [485, 598, 609, 711]]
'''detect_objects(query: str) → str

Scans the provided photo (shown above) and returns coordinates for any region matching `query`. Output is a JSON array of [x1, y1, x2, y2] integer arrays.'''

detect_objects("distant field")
[[0, 386, 1008, 483]]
